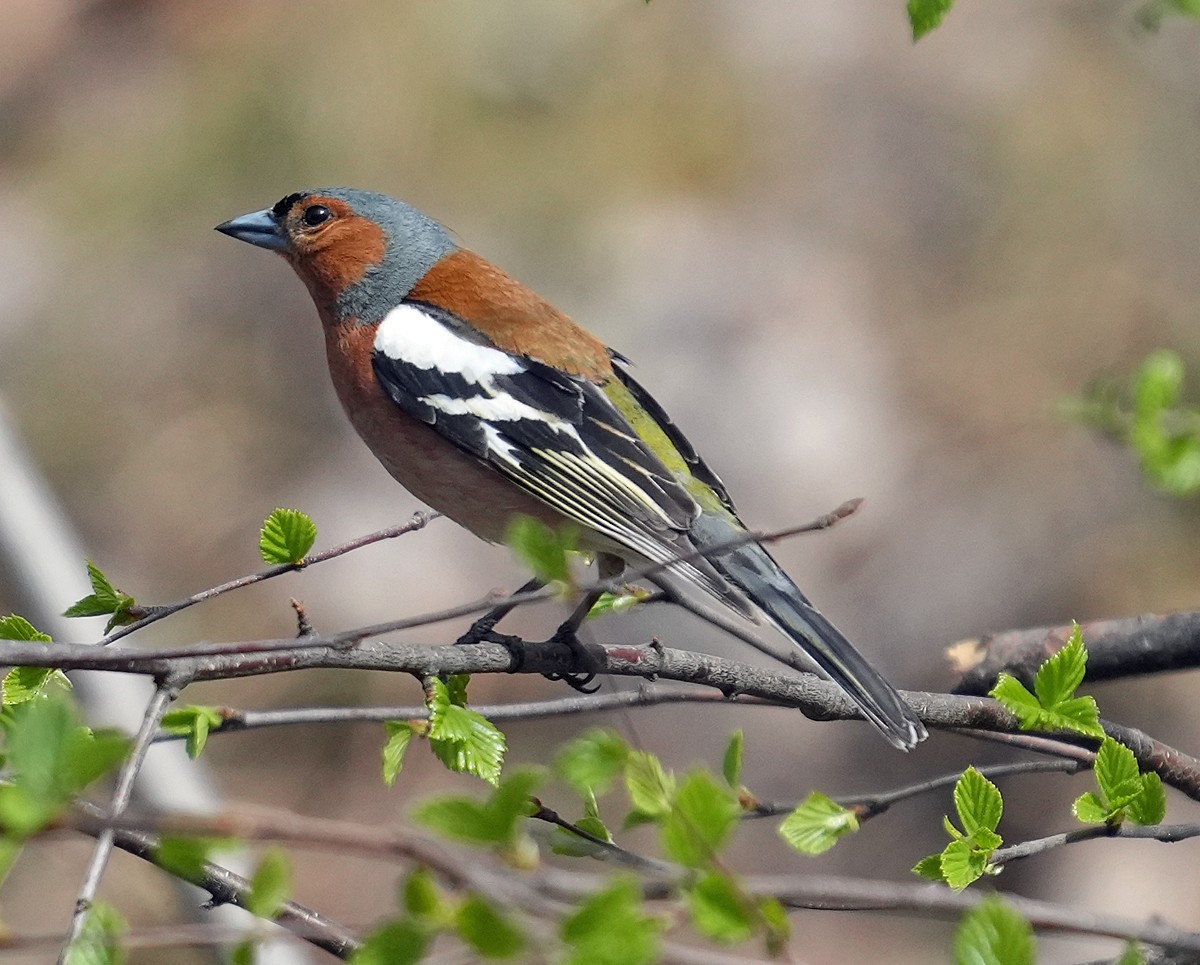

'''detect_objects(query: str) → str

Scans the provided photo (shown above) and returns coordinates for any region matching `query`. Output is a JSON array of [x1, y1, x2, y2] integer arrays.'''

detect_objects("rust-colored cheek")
[[297, 217, 387, 303]]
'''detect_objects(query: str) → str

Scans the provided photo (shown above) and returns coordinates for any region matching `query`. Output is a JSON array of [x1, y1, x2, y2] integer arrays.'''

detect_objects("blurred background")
[[2, 0, 1199, 961]]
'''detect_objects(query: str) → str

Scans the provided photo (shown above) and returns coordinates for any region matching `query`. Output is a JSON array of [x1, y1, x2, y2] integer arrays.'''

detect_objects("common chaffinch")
[[216, 188, 926, 750]]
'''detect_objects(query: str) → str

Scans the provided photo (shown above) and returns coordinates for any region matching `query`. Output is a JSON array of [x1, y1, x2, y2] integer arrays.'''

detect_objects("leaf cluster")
[[989, 623, 1104, 738], [1067, 350, 1200, 496], [378, 676, 506, 788], [0, 689, 130, 885], [63, 562, 138, 632], [914, 767, 1004, 890]]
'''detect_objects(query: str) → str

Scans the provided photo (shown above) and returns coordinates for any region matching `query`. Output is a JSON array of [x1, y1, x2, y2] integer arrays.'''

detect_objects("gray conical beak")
[[215, 208, 289, 252]]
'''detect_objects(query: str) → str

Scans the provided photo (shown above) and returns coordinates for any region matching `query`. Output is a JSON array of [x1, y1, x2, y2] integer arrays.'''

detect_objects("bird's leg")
[[541, 588, 605, 694], [542, 552, 625, 694], [455, 576, 544, 647]]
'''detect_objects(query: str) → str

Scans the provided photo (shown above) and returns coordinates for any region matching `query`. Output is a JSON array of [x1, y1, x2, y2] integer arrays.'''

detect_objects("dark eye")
[[302, 204, 331, 227]]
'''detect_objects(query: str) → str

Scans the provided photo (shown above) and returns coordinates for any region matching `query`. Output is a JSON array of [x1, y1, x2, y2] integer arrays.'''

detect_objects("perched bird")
[[217, 188, 926, 750]]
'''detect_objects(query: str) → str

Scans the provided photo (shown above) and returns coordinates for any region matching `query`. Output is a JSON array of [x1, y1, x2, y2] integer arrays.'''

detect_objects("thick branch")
[[950, 611, 1200, 695], [7, 635, 1200, 800]]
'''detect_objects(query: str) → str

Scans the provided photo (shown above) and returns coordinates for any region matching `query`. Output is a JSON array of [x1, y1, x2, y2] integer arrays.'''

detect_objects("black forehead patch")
[[272, 192, 309, 218]]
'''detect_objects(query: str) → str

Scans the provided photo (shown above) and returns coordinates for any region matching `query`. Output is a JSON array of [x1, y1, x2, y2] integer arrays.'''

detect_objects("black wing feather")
[[608, 352, 737, 515], [370, 304, 746, 609]]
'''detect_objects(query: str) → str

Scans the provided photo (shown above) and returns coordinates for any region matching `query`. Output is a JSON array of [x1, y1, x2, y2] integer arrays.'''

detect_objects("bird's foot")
[[541, 623, 601, 694], [454, 618, 521, 649]]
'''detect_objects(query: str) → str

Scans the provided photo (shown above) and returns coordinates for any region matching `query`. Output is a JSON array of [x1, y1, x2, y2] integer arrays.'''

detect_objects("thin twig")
[[747, 759, 1086, 819], [72, 799, 360, 957], [0, 924, 319, 956], [57, 676, 184, 961], [99, 512, 439, 645], [528, 803, 678, 876], [95, 501, 857, 652], [993, 822, 1200, 865], [151, 686, 759, 743], [73, 808, 571, 923]]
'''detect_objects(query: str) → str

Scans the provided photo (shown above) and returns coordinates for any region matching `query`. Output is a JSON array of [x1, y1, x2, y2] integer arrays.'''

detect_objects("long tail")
[[690, 514, 927, 751]]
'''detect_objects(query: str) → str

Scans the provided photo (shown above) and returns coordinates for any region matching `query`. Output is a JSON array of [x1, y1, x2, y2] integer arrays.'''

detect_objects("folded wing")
[[371, 302, 748, 612]]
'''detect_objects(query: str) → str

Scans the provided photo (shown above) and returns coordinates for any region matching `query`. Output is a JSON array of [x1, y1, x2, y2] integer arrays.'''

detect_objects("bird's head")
[[216, 188, 456, 324]]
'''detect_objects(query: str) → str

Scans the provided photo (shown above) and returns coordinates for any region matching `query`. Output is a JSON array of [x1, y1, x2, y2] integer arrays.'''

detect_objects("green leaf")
[[549, 788, 611, 855], [585, 590, 644, 619], [1033, 624, 1088, 707], [161, 706, 224, 759], [550, 814, 614, 857], [505, 516, 573, 586], [1114, 940, 1147, 965], [1138, 0, 1200, 29], [7, 692, 75, 798], [721, 730, 744, 789], [413, 769, 542, 847], [246, 848, 291, 919], [427, 678, 506, 785], [0, 785, 48, 839], [2, 666, 71, 706], [1128, 772, 1166, 826], [155, 836, 225, 880], [62, 728, 131, 791], [63, 562, 137, 630], [0, 693, 116, 834], [561, 877, 660, 965], [455, 895, 525, 959], [912, 853, 944, 881], [624, 751, 675, 819], [1128, 351, 1200, 495], [351, 920, 431, 965], [259, 508, 318, 565], [230, 941, 254, 965], [988, 674, 1042, 720], [940, 838, 990, 891], [554, 729, 629, 798], [1071, 792, 1111, 825], [1093, 739, 1140, 803], [953, 896, 1035, 965], [954, 767, 1003, 838], [382, 721, 415, 787], [907, 0, 955, 40], [0, 614, 51, 642], [1045, 695, 1105, 738], [486, 767, 542, 837], [413, 797, 493, 844], [63, 900, 128, 965], [1071, 350, 1200, 495], [686, 871, 753, 944], [661, 770, 740, 868], [443, 673, 470, 706], [576, 810, 609, 839], [1077, 740, 1167, 826], [913, 769, 1004, 890], [400, 868, 442, 919], [1133, 350, 1184, 418], [758, 895, 791, 957], [778, 791, 859, 855]]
